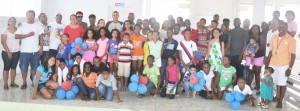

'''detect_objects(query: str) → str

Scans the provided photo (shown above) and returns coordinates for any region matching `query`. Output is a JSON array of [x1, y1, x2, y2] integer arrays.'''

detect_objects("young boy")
[[57, 34, 71, 62], [241, 37, 259, 69], [139, 55, 161, 98], [57, 58, 69, 86], [117, 33, 133, 91], [217, 56, 237, 100], [93, 56, 106, 75], [234, 78, 255, 107], [148, 31, 163, 68], [74, 53, 86, 72], [96, 66, 123, 102], [182, 64, 197, 98]]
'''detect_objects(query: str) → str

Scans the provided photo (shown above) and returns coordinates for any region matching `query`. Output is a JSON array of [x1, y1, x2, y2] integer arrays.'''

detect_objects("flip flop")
[[4, 85, 9, 90], [21, 84, 27, 90], [10, 83, 19, 88], [261, 104, 268, 109], [258, 102, 264, 106]]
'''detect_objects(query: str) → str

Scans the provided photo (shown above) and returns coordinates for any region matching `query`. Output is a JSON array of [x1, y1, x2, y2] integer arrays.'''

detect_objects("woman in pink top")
[[163, 56, 180, 99], [82, 29, 98, 63], [120, 20, 134, 39], [64, 14, 84, 44], [285, 10, 297, 37], [96, 27, 109, 63]]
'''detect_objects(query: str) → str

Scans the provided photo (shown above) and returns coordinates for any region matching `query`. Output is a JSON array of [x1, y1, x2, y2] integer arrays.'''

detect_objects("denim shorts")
[[37, 80, 50, 92], [19, 52, 40, 72]]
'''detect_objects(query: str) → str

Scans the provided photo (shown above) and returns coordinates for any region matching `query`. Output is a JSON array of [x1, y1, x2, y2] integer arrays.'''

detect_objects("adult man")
[[49, 13, 66, 57], [243, 19, 251, 31], [15, 10, 43, 89], [268, 11, 280, 29], [76, 11, 88, 30], [106, 11, 123, 32], [88, 14, 97, 30], [38, 13, 51, 63], [128, 13, 135, 28]]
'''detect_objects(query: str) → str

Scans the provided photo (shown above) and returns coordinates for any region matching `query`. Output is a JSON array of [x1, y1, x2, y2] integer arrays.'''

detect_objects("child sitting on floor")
[[233, 78, 256, 107], [182, 64, 197, 98], [57, 58, 69, 86]]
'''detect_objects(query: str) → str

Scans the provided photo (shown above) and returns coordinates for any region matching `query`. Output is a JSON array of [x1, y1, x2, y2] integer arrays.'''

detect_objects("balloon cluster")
[[65, 59, 74, 67], [225, 91, 245, 110], [128, 75, 148, 94], [70, 38, 88, 55], [56, 81, 79, 100], [188, 71, 206, 91]]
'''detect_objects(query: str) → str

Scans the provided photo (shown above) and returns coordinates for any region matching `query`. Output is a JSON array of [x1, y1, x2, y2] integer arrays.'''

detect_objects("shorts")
[[132, 56, 143, 60], [117, 62, 131, 77], [245, 56, 264, 66], [108, 55, 117, 63], [2, 51, 20, 71], [220, 87, 233, 91], [36, 80, 51, 92], [154, 58, 162, 67], [270, 65, 289, 86], [19, 52, 40, 72]]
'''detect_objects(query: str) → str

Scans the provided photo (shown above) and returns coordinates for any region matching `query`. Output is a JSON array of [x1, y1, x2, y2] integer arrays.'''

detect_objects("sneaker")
[[250, 64, 253, 69], [241, 60, 246, 65]]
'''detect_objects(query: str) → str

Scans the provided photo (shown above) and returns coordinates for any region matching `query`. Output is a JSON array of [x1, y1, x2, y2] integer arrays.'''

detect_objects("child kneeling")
[[234, 78, 255, 107]]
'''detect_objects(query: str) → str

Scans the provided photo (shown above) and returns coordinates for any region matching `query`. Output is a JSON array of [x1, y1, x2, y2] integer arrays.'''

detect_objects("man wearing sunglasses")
[[76, 11, 88, 30]]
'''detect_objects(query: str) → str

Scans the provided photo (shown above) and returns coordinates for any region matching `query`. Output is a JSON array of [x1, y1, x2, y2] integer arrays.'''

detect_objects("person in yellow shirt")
[[143, 31, 153, 66]]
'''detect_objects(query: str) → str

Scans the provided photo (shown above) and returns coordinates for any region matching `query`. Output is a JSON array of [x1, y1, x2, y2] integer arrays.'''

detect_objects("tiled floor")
[[0, 74, 299, 111]]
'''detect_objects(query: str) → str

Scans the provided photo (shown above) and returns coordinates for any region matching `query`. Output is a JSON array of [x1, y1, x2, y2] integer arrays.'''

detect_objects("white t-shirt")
[[159, 29, 167, 42], [74, 59, 85, 72], [57, 66, 69, 86], [201, 70, 215, 91], [39, 22, 51, 51], [265, 29, 279, 57], [1, 27, 20, 52], [233, 84, 253, 96], [16, 22, 43, 53], [173, 34, 184, 43], [96, 74, 117, 90], [177, 40, 197, 64], [49, 22, 66, 50]]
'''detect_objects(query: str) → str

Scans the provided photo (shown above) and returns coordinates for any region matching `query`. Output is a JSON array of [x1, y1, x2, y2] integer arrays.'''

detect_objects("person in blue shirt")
[[32, 56, 58, 100]]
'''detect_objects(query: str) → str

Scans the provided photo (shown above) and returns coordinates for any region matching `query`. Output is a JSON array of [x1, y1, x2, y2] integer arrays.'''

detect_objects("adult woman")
[[64, 14, 84, 44], [97, 19, 106, 30], [197, 18, 210, 60], [120, 20, 134, 38], [1, 17, 20, 90], [285, 10, 297, 37]]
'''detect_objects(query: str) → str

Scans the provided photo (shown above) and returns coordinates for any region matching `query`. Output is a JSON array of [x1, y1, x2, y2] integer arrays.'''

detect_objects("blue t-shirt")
[[33, 66, 53, 84], [107, 39, 119, 55], [246, 42, 258, 51], [57, 44, 71, 61]]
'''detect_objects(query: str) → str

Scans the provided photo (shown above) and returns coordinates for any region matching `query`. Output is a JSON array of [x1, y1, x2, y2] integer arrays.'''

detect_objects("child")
[[233, 78, 255, 107], [92, 56, 106, 75], [162, 56, 180, 99], [131, 25, 146, 75], [207, 28, 224, 71], [96, 66, 123, 102], [106, 29, 121, 79], [57, 34, 71, 62], [148, 31, 163, 68], [182, 64, 197, 98], [32, 56, 58, 100], [139, 55, 160, 98], [57, 58, 69, 86], [96, 27, 109, 64], [82, 29, 98, 63], [74, 53, 85, 73], [67, 64, 81, 83], [241, 36, 259, 69], [143, 31, 153, 66], [117, 33, 133, 91], [199, 62, 215, 99], [76, 62, 100, 101], [217, 55, 237, 100], [121, 20, 134, 39], [259, 67, 274, 109]]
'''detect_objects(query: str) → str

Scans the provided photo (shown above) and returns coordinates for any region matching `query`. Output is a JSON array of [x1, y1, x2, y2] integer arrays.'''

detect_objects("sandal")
[[261, 104, 268, 109], [10, 83, 19, 88], [258, 102, 264, 106], [4, 85, 9, 90], [21, 84, 27, 90]]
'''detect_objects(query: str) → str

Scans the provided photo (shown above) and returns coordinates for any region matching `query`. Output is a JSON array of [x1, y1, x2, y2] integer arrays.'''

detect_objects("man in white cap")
[[49, 13, 66, 57]]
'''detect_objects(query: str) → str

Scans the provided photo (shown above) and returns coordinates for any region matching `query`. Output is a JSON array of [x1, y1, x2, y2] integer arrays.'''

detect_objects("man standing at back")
[[76, 11, 88, 30], [128, 13, 135, 28], [106, 11, 123, 32]]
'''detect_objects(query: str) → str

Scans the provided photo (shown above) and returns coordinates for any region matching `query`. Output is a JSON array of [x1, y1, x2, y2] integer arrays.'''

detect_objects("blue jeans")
[[183, 81, 191, 95], [146, 78, 156, 94], [19, 52, 40, 72], [76, 78, 96, 100], [160, 59, 168, 87], [243, 66, 249, 84], [98, 84, 114, 101]]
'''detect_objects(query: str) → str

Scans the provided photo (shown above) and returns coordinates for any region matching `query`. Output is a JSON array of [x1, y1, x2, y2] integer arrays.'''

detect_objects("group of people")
[[1, 9, 297, 109]]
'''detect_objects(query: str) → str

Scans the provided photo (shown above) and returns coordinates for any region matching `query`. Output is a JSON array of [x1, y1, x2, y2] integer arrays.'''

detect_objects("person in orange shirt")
[[265, 20, 296, 108], [76, 62, 100, 101], [130, 25, 146, 75]]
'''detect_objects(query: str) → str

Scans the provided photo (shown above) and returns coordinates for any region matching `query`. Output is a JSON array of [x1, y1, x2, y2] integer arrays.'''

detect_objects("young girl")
[[148, 31, 163, 68], [207, 28, 224, 72], [97, 19, 106, 30], [163, 56, 180, 99], [67, 64, 81, 83], [57, 58, 69, 86], [217, 55, 237, 100], [82, 29, 98, 63], [106, 29, 121, 79], [199, 61, 215, 99], [131, 25, 146, 75], [96, 27, 109, 64], [259, 67, 274, 109], [143, 31, 153, 66], [121, 20, 134, 39], [32, 56, 58, 100]]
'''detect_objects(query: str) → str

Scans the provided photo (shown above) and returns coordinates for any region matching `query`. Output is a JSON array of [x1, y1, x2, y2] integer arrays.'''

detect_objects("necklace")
[[275, 37, 285, 55]]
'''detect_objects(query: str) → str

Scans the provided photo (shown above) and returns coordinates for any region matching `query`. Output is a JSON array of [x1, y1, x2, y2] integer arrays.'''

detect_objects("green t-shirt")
[[143, 65, 160, 87], [218, 65, 236, 88]]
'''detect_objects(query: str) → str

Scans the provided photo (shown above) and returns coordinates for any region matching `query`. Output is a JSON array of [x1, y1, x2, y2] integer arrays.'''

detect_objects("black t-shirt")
[[161, 39, 178, 59]]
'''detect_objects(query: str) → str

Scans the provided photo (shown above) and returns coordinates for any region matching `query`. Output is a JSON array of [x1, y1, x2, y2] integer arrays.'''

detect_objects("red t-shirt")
[[64, 25, 84, 44], [181, 28, 198, 41]]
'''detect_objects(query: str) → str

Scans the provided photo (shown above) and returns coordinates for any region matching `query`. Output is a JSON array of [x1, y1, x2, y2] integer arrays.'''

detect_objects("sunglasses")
[[77, 16, 83, 18]]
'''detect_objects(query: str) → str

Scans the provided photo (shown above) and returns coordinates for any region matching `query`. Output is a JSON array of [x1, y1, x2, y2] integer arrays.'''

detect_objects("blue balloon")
[[199, 79, 206, 85], [71, 86, 79, 94], [234, 93, 245, 102], [130, 75, 139, 83], [66, 91, 75, 100], [80, 50, 84, 55], [128, 83, 138, 92], [75, 38, 83, 45], [57, 86, 62, 90], [188, 82, 194, 88], [68, 59, 74, 67], [196, 52, 202, 60], [71, 42, 76, 48], [225, 93, 234, 102], [196, 71, 204, 79], [70, 48, 77, 55], [81, 42, 88, 50], [193, 84, 202, 91], [231, 91, 239, 96], [56, 89, 66, 100], [138, 84, 147, 94], [230, 100, 241, 110]]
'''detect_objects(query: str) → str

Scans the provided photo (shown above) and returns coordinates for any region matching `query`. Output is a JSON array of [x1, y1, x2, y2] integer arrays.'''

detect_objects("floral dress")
[[209, 42, 222, 71]]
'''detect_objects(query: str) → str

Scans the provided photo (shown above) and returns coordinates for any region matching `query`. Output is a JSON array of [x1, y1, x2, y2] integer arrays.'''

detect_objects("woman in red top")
[[64, 14, 84, 44], [120, 20, 133, 39]]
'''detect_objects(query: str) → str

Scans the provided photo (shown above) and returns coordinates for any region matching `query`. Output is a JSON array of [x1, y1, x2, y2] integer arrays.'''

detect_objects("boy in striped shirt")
[[117, 33, 133, 91]]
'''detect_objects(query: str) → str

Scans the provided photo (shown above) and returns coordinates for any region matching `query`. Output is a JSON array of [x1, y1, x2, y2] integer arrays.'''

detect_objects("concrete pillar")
[[252, 0, 266, 25]]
